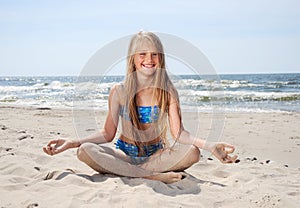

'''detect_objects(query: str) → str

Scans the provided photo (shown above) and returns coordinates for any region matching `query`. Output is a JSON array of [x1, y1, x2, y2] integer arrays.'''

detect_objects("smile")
[[142, 64, 155, 68]]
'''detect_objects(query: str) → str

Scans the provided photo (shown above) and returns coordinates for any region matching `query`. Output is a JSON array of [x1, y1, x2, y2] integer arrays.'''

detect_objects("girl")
[[43, 31, 237, 184]]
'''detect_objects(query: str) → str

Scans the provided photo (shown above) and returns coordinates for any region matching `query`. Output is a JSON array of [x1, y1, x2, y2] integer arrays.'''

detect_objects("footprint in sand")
[[212, 170, 231, 178], [26, 203, 39, 208], [18, 135, 34, 140], [287, 192, 300, 196], [43, 169, 77, 180], [289, 136, 300, 140], [246, 157, 258, 161], [14, 129, 34, 140], [44, 170, 61, 180], [0, 124, 7, 130], [0, 147, 13, 153]]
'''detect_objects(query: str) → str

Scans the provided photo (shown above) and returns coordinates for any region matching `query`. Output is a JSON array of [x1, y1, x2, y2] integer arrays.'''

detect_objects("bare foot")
[[144, 171, 184, 184]]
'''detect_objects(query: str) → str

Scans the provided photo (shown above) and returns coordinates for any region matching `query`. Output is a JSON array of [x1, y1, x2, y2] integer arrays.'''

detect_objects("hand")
[[208, 143, 238, 163], [43, 138, 78, 156]]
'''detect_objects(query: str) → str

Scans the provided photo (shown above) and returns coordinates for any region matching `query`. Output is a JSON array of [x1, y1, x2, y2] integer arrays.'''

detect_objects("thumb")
[[224, 143, 235, 153], [53, 145, 68, 154]]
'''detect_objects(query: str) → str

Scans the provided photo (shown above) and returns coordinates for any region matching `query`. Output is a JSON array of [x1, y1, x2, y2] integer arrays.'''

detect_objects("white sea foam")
[[0, 74, 299, 112]]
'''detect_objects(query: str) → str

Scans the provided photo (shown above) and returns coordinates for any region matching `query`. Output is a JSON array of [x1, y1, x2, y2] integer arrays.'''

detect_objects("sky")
[[0, 0, 299, 76]]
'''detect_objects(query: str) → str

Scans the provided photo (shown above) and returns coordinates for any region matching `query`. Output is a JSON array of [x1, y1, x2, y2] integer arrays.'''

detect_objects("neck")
[[136, 72, 155, 90]]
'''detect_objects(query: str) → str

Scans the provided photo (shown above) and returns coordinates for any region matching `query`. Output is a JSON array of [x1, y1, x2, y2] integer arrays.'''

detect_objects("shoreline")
[[0, 104, 299, 207], [0, 102, 298, 114], [1, 104, 299, 166]]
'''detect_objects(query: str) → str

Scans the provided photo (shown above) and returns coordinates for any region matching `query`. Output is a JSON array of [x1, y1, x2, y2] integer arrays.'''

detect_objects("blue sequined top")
[[119, 105, 159, 124]]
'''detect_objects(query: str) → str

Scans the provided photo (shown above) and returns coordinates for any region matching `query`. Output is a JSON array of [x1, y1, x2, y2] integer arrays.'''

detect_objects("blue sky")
[[0, 0, 299, 76]]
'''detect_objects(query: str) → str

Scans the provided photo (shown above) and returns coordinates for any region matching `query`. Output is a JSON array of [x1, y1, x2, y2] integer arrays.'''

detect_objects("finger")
[[43, 147, 53, 156], [42, 147, 49, 155], [219, 154, 233, 164], [47, 139, 59, 147], [50, 145, 61, 155], [221, 158, 231, 164], [224, 155, 238, 163], [223, 146, 234, 154], [55, 139, 65, 148], [43, 146, 50, 154], [224, 143, 235, 152], [231, 155, 238, 162], [215, 153, 227, 163], [225, 149, 235, 154], [213, 148, 227, 161], [53, 146, 65, 154]]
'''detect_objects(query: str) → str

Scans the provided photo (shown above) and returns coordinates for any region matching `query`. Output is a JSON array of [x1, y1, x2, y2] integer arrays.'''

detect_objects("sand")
[[0, 105, 299, 207]]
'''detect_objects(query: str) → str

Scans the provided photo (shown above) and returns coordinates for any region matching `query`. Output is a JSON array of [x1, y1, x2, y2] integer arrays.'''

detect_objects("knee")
[[188, 145, 200, 164], [77, 143, 95, 161]]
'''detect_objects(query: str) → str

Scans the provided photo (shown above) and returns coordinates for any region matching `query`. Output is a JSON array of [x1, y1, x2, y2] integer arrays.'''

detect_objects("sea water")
[[0, 73, 299, 113]]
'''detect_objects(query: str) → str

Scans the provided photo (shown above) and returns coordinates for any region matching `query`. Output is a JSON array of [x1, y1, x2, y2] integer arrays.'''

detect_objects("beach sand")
[[0, 105, 299, 207]]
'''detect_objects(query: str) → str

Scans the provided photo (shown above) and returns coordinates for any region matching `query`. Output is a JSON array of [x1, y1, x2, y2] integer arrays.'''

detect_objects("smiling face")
[[133, 40, 160, 77]]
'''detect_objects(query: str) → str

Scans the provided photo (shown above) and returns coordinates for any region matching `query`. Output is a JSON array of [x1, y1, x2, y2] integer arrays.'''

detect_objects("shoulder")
[[110, 83, 124, 93], [109, 83, 124, 104]]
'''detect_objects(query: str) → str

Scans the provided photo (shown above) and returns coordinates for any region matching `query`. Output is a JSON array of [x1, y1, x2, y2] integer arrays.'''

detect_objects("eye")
[[152, 53, 158, 57], [139, 53, 146, 57]]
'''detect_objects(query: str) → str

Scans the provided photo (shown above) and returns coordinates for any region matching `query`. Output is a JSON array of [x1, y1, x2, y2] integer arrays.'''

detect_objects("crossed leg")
[[77, 142, 200, 184]]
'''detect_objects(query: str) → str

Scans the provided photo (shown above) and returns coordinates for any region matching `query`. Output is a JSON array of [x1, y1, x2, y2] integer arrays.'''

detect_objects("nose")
[[145, 53, 153, 62]]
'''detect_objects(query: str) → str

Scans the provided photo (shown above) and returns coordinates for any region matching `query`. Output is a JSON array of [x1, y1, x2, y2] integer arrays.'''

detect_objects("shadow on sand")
[[46, 169, 226, 197]]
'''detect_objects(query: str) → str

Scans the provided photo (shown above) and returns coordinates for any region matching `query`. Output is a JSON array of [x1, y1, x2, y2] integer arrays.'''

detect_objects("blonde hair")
[[123, 31, 182, 152]]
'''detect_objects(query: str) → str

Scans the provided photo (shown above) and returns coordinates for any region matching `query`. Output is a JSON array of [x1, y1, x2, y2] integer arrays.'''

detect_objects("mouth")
[[142, 63, 156, 69]]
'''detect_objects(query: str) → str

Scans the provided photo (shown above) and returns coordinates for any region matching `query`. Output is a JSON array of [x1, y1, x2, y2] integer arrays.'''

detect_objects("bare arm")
[[168, 95, 237, 163], [168, 96, 206, 148], [74, 84, 120, 146], [43, 84, 121, 155]]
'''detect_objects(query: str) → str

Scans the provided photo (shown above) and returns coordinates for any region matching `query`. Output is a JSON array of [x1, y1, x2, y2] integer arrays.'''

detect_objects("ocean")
[[0, 73, 299, 113]]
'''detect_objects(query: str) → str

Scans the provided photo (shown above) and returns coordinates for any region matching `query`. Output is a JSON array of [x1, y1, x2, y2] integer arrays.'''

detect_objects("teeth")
[[143, 64, 154, 68]]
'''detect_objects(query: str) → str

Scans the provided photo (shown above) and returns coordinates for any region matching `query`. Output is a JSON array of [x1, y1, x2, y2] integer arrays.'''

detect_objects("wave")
[[173, 79, 300, 92], [177, 89, 300, 102], [0, 74, 299, 112]]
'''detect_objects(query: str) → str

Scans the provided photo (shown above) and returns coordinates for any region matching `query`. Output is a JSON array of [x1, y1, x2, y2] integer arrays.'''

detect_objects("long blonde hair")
[[123, 31, 182, 151]]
